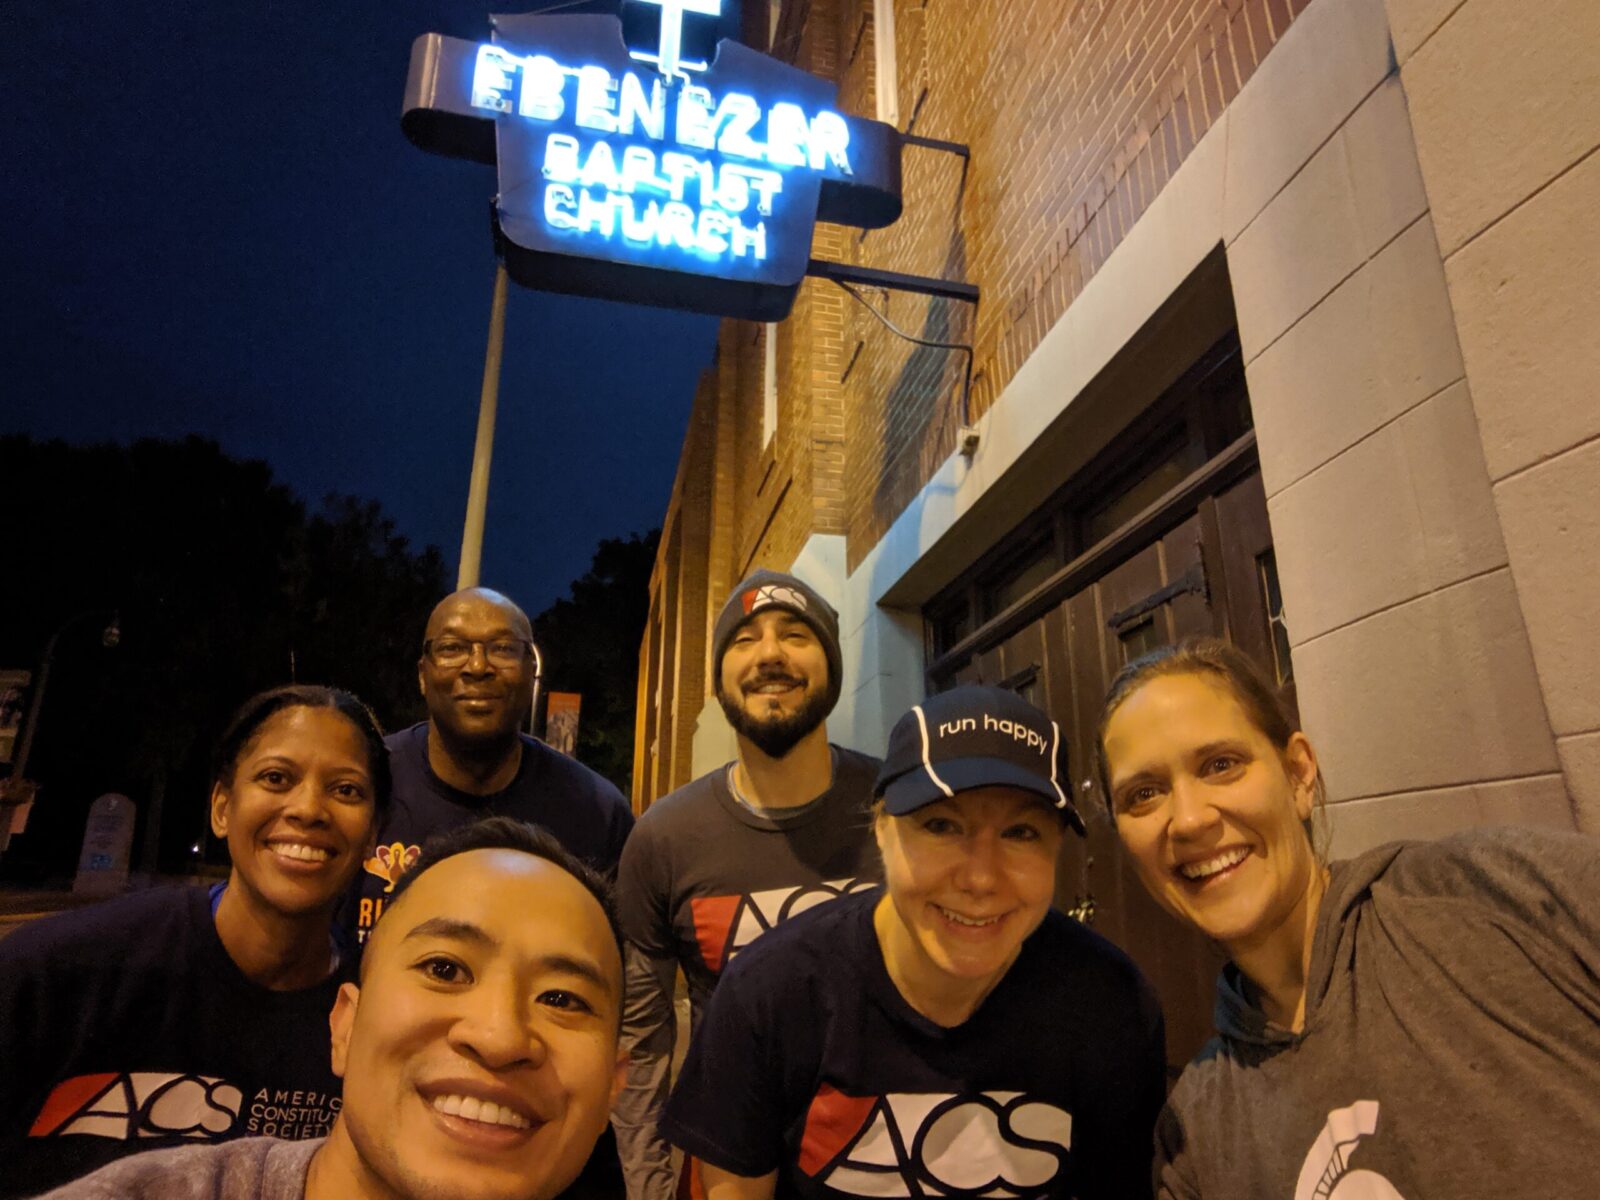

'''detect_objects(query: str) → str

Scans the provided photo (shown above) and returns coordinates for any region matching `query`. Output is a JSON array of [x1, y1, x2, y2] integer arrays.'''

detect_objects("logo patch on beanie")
[[742, 583, 809, 616]]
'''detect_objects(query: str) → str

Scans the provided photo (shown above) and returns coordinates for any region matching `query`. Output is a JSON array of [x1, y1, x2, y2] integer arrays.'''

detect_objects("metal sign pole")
[[458, 262, 510, 589]]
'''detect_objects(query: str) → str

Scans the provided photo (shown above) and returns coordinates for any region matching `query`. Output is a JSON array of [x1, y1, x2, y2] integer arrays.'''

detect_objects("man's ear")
[[329, 982, 360, 1078], [417, 659, 428, 700], [208, 782, 231, 840]]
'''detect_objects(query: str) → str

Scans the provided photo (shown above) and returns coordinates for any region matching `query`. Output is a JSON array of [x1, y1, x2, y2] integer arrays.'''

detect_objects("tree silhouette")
[[532, 529, 659, 795], [0, 435, 445, 882]]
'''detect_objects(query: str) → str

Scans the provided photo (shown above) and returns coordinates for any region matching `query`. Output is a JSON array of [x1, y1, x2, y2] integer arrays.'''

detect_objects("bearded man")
[[611, 570, 882, 1200]]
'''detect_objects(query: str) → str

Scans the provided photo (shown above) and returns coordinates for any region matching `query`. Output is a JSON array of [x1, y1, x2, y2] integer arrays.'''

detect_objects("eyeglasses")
[[423, 638, 532, 670]]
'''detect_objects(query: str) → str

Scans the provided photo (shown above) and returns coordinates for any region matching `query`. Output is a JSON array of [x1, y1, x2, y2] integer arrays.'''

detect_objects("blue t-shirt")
[[342, 722, 634, 945], [662, 889, 1166, 1199]]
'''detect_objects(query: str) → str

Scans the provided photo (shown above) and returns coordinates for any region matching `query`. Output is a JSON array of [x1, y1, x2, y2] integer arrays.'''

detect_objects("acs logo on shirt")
[[798, 1084, 1073, 1197], [689, 878, 874, 972], [29, 1072, 243, 1142]]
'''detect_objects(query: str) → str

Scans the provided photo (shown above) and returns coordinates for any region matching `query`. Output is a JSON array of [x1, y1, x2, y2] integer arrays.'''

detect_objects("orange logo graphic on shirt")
[[688, 878, 874, 973], [29, 1072, 243, 1142], [364, 842, 421, 893], [798, 1085, 1073, 1197]]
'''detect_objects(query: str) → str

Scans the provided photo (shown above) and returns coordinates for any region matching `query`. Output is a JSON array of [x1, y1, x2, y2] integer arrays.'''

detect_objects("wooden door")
[[972, 468, 1283, 1077]]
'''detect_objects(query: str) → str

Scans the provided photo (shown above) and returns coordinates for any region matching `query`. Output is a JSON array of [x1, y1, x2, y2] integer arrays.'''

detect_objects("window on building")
[[1080, 435, 1204, 549], [874, 0, 899, 128], [981, 530, 1063, 621], [923, 330, 1256, 681], [1117, 617, 1162, 663], [762, 323, 778, 447]]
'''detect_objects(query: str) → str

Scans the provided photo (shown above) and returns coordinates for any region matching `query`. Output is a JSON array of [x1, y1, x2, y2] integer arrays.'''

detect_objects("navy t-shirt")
[[662, 890, 1165, 1200], [342, 722, 634, 944], [0, 887, 348, 1200]]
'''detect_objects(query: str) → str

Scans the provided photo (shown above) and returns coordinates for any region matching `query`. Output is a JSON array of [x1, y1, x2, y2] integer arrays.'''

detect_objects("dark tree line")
[[0, 435, 448, 881], [532, 529, 660, 793], [0, 435, 657, 884]]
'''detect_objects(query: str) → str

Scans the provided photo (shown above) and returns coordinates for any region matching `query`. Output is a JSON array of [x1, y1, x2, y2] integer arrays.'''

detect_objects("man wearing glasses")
[[343, 588, 634, 950]]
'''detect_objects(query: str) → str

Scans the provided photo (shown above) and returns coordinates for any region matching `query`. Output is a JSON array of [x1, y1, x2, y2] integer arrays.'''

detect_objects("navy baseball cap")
[[874, 685, 1086, 834]]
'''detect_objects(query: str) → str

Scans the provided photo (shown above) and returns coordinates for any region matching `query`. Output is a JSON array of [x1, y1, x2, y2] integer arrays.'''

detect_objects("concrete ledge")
[[1293, 567, 1559, 797], [1446, 148, 1600, 480], [1326, 771, 1574, 858], [1556, 730, 1600, 834], [1402, 0, 1600, 255], [1249, 214, 1463, 498], [1266, 378, 1506, 642], [1223, 0, 1398, 240], [1492, 435, 1600, 736]]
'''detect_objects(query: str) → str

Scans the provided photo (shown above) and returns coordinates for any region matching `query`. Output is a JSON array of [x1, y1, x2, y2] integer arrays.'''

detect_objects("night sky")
[[1, 0, 720, 613]]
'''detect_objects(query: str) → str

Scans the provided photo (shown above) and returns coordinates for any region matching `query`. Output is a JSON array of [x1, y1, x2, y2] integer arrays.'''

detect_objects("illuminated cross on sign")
[[630, 0, 723, 77]]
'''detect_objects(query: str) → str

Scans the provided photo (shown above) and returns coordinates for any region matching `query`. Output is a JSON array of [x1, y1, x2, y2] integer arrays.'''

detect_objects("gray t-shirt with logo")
[[612, 746, 883, 1200], [1156, 826, 1600, 1199]]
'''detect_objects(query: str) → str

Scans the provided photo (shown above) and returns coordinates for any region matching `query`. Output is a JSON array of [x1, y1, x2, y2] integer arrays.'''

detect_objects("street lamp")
[[0, 610, 121, 857]]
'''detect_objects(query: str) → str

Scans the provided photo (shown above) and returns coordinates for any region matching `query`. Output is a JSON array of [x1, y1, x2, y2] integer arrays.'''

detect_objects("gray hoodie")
[[1156, 826, 1600, 1199], [35, 1137, 320, 1200]]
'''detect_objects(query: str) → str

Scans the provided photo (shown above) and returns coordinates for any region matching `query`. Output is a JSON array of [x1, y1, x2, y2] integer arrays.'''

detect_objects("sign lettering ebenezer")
[[403, 1, 905, 320]]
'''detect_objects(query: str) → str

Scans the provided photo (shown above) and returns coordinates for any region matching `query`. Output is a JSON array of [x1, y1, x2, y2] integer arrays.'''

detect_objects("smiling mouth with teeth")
[[269, 842, 333, 863], [430, 1093, 533, 1130], [1178, 847, 1250, 881], [934, 904, 1003, 928]]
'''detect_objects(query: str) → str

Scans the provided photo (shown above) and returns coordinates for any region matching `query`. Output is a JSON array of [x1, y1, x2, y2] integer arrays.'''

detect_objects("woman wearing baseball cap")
[[1097, 638, 1600, 1199], [661, 685, 1166, 1200]]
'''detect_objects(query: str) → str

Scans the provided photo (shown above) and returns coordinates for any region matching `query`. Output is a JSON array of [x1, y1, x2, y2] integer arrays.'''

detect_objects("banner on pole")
[[545, 692, 582, 757], [0, 670, 30, 766]]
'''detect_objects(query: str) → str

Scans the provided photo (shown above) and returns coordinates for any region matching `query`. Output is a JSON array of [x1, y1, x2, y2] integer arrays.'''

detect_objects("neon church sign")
[[403, 1, 905, 320]]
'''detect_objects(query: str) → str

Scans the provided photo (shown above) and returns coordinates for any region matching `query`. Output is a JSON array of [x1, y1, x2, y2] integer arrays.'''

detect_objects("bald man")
[[344, 589, 633, 948], [339, 589, 632, 1199]]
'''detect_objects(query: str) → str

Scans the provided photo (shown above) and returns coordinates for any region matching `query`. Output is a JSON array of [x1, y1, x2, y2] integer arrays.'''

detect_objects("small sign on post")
[[545, 692, 582, 756], [0, 669, 30, 765], [74, 793, 136, 897]]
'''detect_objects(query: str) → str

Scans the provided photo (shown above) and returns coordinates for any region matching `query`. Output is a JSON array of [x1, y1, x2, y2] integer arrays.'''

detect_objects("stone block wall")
[[1384, 0, 1600, 830]]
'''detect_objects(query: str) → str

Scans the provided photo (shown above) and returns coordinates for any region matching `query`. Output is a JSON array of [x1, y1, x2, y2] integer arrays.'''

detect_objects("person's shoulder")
[[832, 745, 883, 781], [1360, 825, 1598, 903], [1163, 1032, 1235, 1118], [520, 734, 627, 805], [0, 886, 201, 969], [383, 722, 426, 756], [382, 725, 430, 793], [1028, 908, 1154, 1001], [632, 768, 726, 832], [721, 887, 877, 990], [34, 1136, 313, 1199]]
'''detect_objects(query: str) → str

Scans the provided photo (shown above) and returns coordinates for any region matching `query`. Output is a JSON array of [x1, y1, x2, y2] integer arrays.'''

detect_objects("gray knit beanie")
[[711, 569, 843, 716]]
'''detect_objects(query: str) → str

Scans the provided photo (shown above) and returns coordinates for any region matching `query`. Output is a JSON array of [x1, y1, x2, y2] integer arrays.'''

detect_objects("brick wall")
[[638, 0, 1315, 803], [835, 0, 1313, 567]]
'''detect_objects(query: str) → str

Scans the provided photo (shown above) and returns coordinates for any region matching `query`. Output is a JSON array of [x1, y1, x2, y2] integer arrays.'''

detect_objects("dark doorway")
[[923, 333, 1294, 1076]]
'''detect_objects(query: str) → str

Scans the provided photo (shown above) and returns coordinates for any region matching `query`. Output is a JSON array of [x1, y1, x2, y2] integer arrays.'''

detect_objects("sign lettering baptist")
[[403, 2, 903, 320]]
